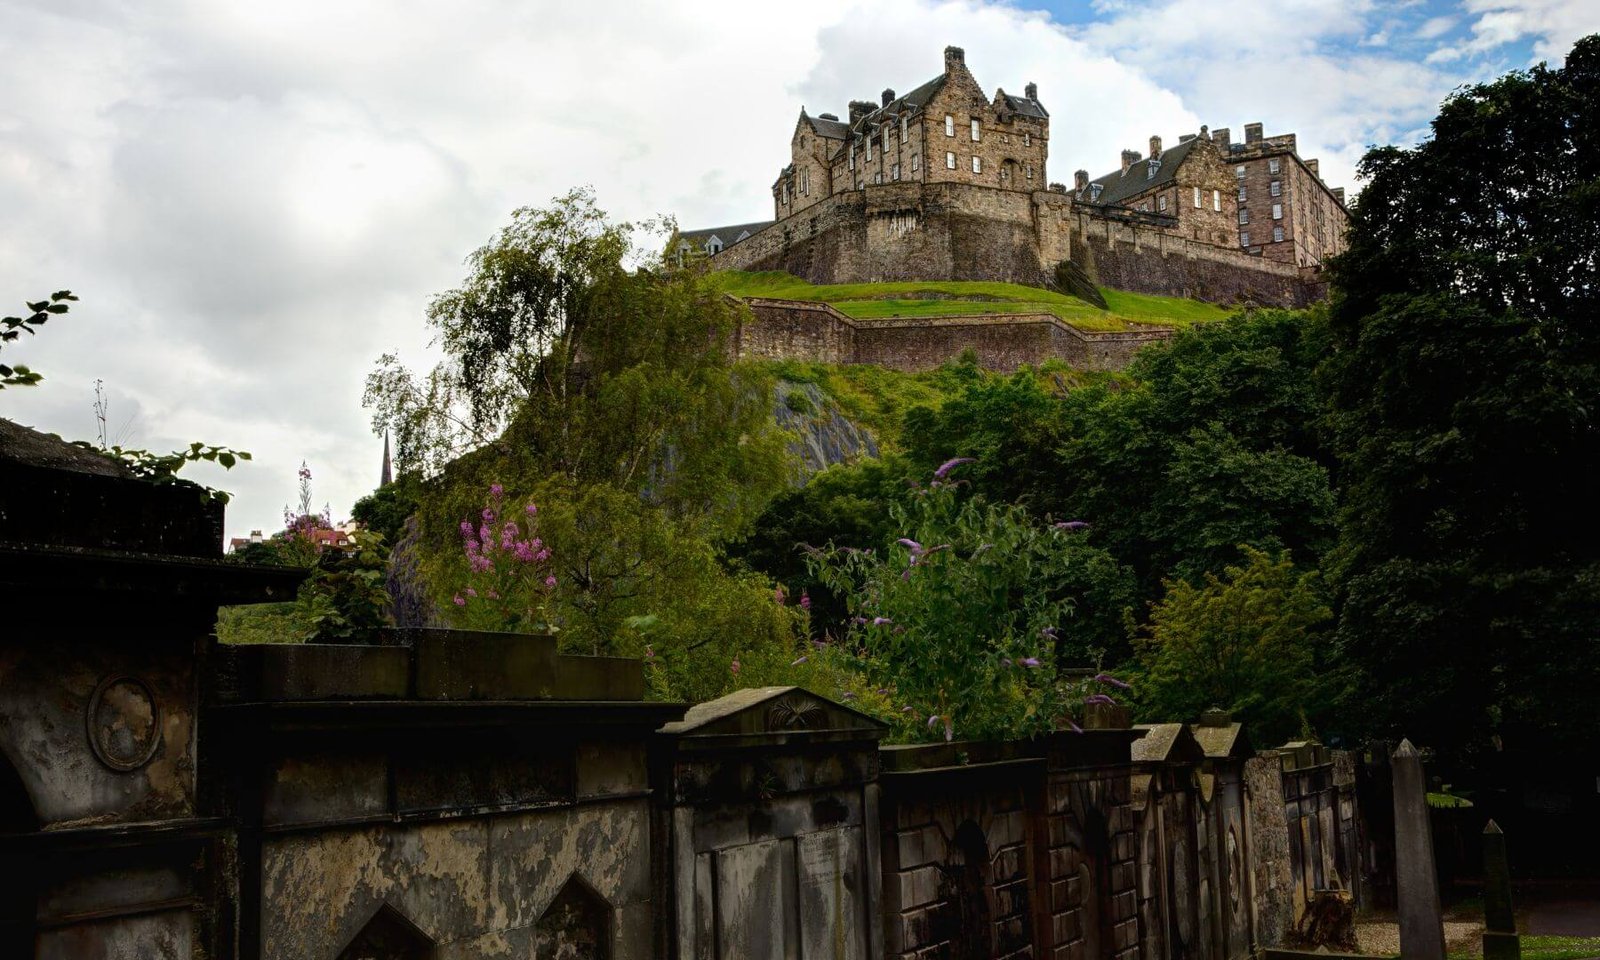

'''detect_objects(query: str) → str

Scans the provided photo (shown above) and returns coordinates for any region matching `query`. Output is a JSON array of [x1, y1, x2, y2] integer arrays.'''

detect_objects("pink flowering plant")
[[447, 483, 557, 633], [806, 458, 1096, 743]]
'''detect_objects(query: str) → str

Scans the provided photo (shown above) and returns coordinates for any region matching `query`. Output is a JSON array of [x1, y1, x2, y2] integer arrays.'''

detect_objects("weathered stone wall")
[[1044, 764, 1140, 960], [741, 298, 1174, 373], [1071, 210, 1315, 308], [1244, 756, 1296, 946]]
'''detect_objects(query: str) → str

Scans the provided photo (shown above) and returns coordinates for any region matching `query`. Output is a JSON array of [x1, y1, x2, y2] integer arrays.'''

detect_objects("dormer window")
[[707, 236, 723, 255], [970, 119, 980, 141], [1146, 159, 1159, 179], [901, 116, 908, 142], [1090, 183, 1103, 201], [945, 114, 955, 137]]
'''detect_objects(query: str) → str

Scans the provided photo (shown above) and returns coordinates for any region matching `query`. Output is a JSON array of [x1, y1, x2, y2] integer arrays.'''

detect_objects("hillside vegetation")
[[712, 270, 1231, 331]]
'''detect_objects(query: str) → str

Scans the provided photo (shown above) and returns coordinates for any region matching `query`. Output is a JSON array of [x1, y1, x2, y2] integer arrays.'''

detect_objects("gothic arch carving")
[[535, 872, 614, 960], [335, 902, 435, 960]]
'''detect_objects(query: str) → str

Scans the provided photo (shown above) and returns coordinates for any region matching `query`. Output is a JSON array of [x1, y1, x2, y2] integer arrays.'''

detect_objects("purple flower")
[[452, 594, 466, 607], [459, 520, 474, 538], [478, 523, 493, 545], [1001, 658, 1013, 667], [489, 483, 503, 498], [644, 645, 654, 660], [544, 575, 557, 588], [933, 456, 976, 480], [1041, 626, 1061, 640], [1021, 657, 1041, 668], [927, 715, 940, 728], [841, 692, 855, 700], [730, 658, 740, 675], [1067, 719, 1084, 734], [513, 542, 536, 563], [525, 502, 538, 516], [852, 616, 868, 625], [901, 705, 914, 713], [791, 655, 808, 666], [1094, 673, 1132, 690], [871, 617, 893, 627], [1085, 693, 1116, 706], [799, 591, 811, 611], [896, 538, 923, 554], [482, 507, 495, 523], [1054, 520, 1090, 532], [464, 587, 477, 598]]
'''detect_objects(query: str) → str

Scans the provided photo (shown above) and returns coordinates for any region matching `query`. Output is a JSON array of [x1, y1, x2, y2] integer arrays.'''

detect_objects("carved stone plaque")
[[87, 675, 160, 771]]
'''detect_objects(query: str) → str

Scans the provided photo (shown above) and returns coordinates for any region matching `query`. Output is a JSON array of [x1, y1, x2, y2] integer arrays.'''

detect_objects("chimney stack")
[[1025, 81, 1038, 100], [1149, 135, 1163, 159], [944, 45, 965, 73], [1213, 127, 1231, 150], [882, 88, 895, 107], [1306, 158, 1320, 177], [1332, 187, 1346, 205], [1244, 122, 1263, 144], [848, 100, 875, 125], [818, 112, 839, 121], [1121, 149, 1140, 174], [1200, 124, 1209, 140], [1074, 169, 1089, 192]]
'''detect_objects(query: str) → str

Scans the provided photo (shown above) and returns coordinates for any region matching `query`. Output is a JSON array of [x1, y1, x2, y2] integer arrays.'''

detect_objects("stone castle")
[[676, 46, 1351, 370]]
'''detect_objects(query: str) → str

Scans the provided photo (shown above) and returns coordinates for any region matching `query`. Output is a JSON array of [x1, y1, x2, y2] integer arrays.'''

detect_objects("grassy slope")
[[712, 270, 1231, 332]]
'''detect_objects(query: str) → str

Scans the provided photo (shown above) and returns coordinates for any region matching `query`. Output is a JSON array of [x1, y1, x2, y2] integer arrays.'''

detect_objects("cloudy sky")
[[1, 0, 1594, 543]]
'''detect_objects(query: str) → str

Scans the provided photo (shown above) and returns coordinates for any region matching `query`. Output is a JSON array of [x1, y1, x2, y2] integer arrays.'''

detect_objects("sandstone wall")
[[740, 298, 1173, 373]]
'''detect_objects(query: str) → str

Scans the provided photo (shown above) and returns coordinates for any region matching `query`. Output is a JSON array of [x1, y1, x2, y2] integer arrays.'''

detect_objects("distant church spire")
[[380, 430, 392, 487]]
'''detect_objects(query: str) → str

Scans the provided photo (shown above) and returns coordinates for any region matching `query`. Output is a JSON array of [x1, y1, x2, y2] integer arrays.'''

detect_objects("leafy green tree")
[[807, 459, 1135, 742], [295, 529, 394, 641], [351, 479, 420, 546], [1323, 35, 1600, 763], [1, 291, 76, 389], [1133, 547, 1336, 744]]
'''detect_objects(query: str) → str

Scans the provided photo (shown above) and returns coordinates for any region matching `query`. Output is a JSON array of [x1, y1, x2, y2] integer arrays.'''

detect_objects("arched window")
[[336, 902, 434, 960]]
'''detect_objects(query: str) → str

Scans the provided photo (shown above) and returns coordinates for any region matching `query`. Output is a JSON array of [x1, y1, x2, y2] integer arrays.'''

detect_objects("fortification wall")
[[1071, 210, 1315, 308], [740, 298, 1173, 373], [712, 182, 1056, 286]]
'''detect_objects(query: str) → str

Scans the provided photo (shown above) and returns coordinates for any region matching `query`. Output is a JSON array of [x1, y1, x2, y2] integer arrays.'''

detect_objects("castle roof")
[[676, 220, 774, 251], [1086, 135, 1202, 207], [852, 73, 947, 134], [803, 112, 850, 140], [999, 89, 1048, 119]]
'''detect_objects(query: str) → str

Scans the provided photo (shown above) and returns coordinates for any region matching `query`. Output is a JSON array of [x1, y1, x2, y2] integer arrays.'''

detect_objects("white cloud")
[[1459, 0, 1599, 62], [1417, 14, 1459, 39]]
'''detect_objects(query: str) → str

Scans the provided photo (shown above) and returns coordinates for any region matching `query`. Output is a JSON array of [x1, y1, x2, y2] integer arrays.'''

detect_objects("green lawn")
[[1450, 936, 1600, 960], [711, 270, 1232, 332]]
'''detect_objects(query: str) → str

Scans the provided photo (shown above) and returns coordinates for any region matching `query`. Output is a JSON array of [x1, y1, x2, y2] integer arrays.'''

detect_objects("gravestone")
[[1391, 739, 1445, 960], [1482, 820, 1521, 960]]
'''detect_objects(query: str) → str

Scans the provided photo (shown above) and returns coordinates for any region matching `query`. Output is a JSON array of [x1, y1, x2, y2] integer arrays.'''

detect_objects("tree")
[[1, 291, 76, 389], [807, 458, 1136, 743], [1323, 35, 1600, 764], [1133, 547, 1337, 745]]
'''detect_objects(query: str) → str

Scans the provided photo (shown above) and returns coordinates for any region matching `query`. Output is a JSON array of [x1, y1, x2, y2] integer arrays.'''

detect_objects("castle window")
[[901, 116, 908, 142], [801, 168, 809, 194], [1158, 195, 1167, 211], [1026, 163, 1033, 180], [874, 171, 882, 184], [849, 144, 855, 170], [1238, 185, 1246, 201], [945, 114, 955, 137], [970, 119, 980, 141], [884, 128, 892, 152], [1270, 180, 1282, 197], [1239, 208, 1250, 224], [1193, 187, 1201, 208], [1024, 132, 1031, 147], [946, 151, 956, 169], [1212, 189, 1221, 211], [1235, 165, 1246, 178], [912, 153, 920, 172], [972, 155, 981, 173], [1272, 203, 1283, 220], [781, 183, 789, 205], [892, 163, 900, 181], [1273, 226, 1285, 242], [1241, 231, 1251, 246], [866, 139, 873, 163], [1268, 158, 1281, 174]]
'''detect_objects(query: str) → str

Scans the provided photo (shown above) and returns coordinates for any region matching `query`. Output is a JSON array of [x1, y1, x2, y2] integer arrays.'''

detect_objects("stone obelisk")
[[1392, 738, 1446, 960]]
